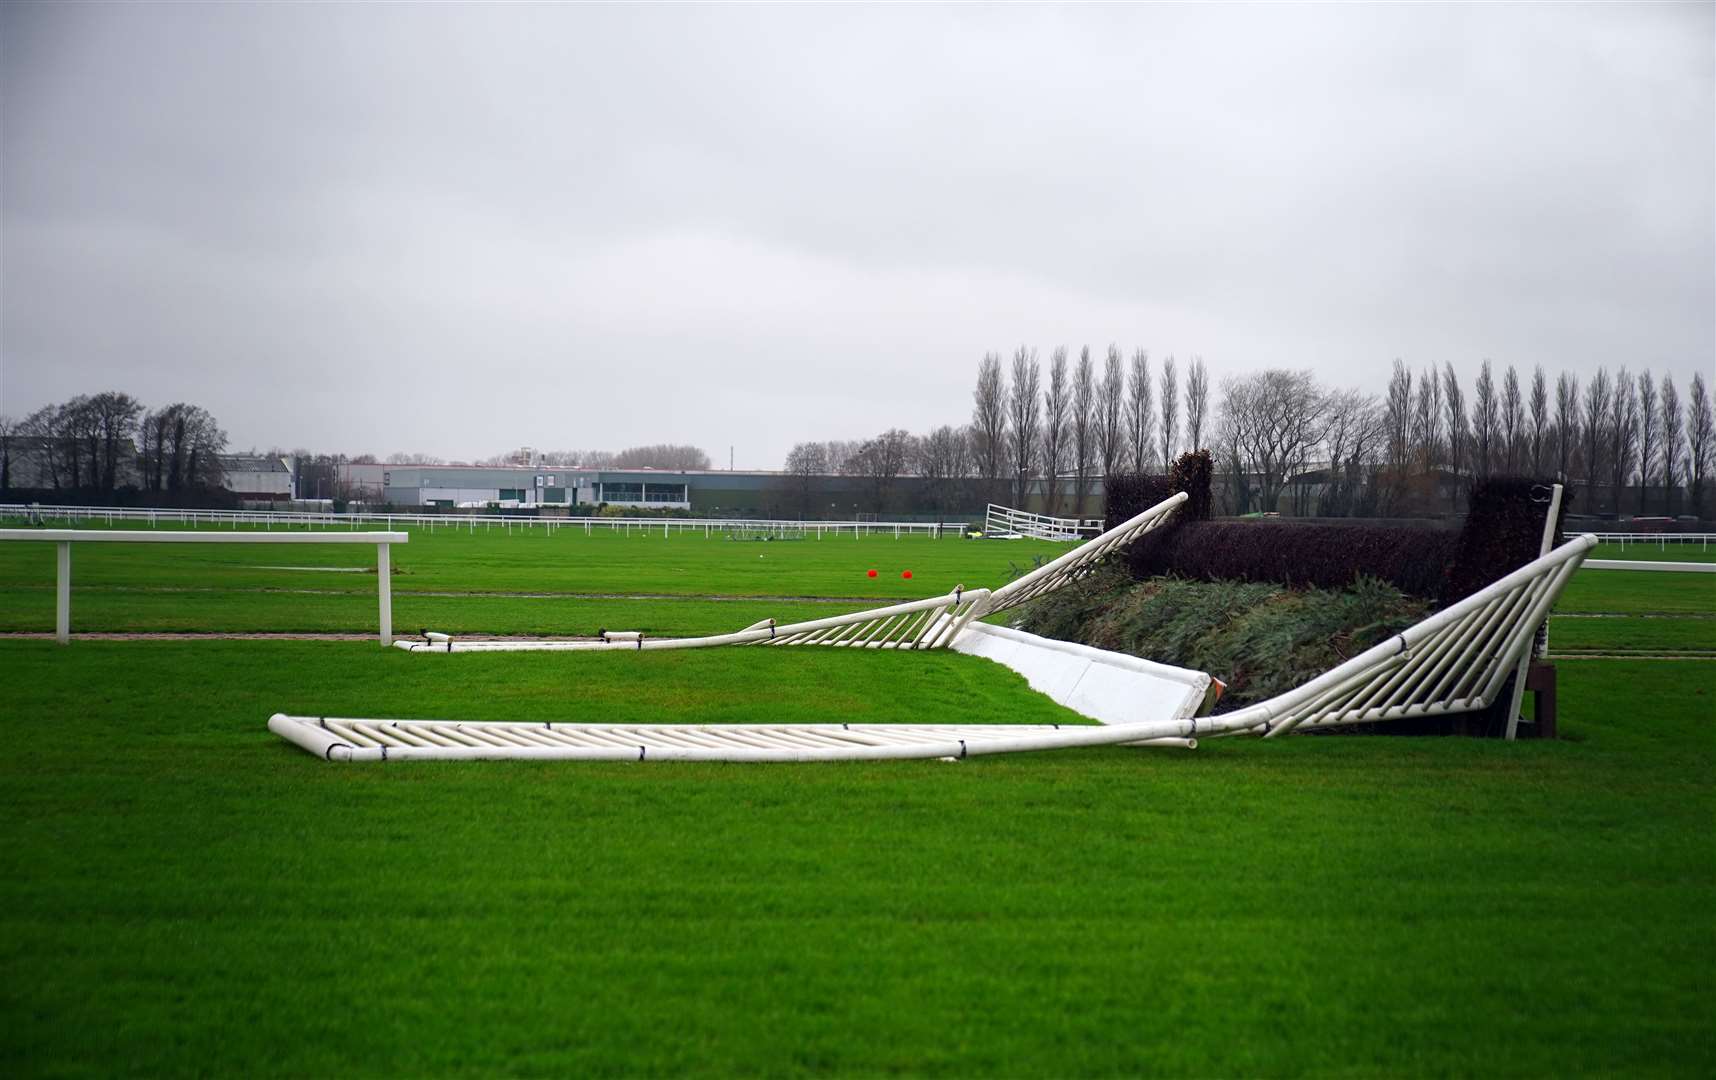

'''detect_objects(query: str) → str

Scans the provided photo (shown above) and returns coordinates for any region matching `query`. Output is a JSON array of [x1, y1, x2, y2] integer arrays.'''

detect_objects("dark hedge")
[[1117, 474, 1566, 606], [1439, 477, 1567, 607], [1103, 450, 1213, 531], [1122, 520, 1460, 599]]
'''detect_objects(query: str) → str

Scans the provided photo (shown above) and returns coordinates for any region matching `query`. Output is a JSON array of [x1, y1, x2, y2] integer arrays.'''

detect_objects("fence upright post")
[[56, 541, 71, 644], [377, 542, 393, 647]]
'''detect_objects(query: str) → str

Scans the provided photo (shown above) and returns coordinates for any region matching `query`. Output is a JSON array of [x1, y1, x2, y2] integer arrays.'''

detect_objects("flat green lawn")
[[1548, 616, 1715, 655], [1591, 541, 1716, 563], [1, 643, 1710, 1076], [1554, 568, 1716, 615], [0, 520, 1066, 599]]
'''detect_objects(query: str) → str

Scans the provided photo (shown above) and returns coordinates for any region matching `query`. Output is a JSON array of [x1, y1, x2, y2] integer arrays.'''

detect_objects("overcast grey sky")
[[3, 3, 1711, 467]]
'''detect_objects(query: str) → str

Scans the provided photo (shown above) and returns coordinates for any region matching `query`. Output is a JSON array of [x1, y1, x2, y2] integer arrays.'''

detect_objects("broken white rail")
[[272, 494, 1597, 762], [0, 528, 408, 645]]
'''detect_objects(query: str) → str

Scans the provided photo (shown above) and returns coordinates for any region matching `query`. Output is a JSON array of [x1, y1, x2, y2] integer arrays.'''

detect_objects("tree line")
[[785, 351, 1713, 520], [0, 392, 228, 495]]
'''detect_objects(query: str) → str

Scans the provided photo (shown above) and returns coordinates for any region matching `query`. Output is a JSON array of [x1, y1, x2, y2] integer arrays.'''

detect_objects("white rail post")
[[1506, 483, 1562, 740], [56, 541, 71, 644], [377, 542, 393, 646]]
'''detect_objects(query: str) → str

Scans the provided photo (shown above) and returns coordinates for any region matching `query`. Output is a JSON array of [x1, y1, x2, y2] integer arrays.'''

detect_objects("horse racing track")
[[1, 520, 1711, 1075]]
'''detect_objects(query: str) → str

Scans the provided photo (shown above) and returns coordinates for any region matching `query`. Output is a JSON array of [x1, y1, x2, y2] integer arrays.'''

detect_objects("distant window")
[[604, 483, 644, 502], [545, 487, 567, 503], [644, 483, 685, 503], [498, 488, 525, 501]]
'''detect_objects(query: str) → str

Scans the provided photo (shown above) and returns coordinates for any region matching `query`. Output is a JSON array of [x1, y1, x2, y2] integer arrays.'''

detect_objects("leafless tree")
[[1070, 347, 1096, 516], [1554, 372, 1579, 477], [849, 428, 914, 512], [1185, 356, 1209, 453], [1412, 365, 1442, 474], [1126, 349, 1153, 473], [1319, 388, 1383, 516], [917, 424, 971, 517], [1385, 360, 1412, 473], [1040, 347, 1069, 514], [81, 392, 144, 491], [18, 406, 64, 488], [1471, 360, 1497, 477], [1441, 362, 1468, 494], [1159, 355, 1179, 468], [824, 439, 862, 476], [1607, 369, 1638, 512], [1528, 365, 1550, 474], [1095, 345, 1126, 480], [783, 441, 829, 516], [1007, 347, 1041, 508], [1500, 364, 1523, 473], [969, 352, 1009, 503], [1660, 375, 1683, 515], [0, 415, 15, 491], [1636, 371, 1658, 515], [1219, 369, 1327, 514], [1689, 373, 1713, 518], [386, 451, 438, 465], [1581, 367, 1612, 511]]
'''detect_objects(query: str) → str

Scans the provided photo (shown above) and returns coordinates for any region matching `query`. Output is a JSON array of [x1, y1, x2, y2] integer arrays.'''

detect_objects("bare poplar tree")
[[1158, 355, 1179, 468], [1500, 365, 1523, 473], [1689, 373, 1713, 518], [1412, 364, 1442, 473], [1040, 347, 1069, 514], [1660, 375, 1683, 514], [1007, 347, 1041, 508], [1528, 365, 1549, 474], [1636, 371, 1658, 515], [1320, 389, 1383, 516], [1385, 360, 1412, 474], [1184, 356, 1209, 452], [1581, 367, 1612, 510], [1070, 347, 1096, 517], [1126, 348, 1153, 473], [1096, 345, 1126, 480], [1441, 362, 1468, 492], [1608, 369, 1638, 512], [969, 352, 1009, 503], [1471, 360, 1497, 477], [1554, 372, 1579, 477]]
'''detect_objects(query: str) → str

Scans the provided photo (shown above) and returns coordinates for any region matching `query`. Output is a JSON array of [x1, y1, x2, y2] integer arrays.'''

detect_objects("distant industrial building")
[[219, 454, 295, 501]]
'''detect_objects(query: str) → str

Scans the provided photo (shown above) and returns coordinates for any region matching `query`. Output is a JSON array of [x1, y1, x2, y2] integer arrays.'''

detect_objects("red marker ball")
[[902, 570, 913, 579], [867, 569, 878, 578]]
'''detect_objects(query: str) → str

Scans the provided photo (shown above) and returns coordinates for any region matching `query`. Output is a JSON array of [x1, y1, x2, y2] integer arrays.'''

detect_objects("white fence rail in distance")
[[0, 529, 408, 645]]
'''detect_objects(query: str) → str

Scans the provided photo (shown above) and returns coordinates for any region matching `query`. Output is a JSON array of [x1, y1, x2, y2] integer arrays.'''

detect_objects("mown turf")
[[1591, 541, 1716, 562], [1555, 568, 1716, 615], [0, 521, 1066, 600], [1548, 615, 1716, 655], [0, 643, 1711, 1077]]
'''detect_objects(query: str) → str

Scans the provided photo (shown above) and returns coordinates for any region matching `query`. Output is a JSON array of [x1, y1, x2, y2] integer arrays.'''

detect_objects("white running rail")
[[0, 528, 408, 645], [0, 503, 969, 539], [983, 503, 1102, 541], [271, 497, 1599, 762]]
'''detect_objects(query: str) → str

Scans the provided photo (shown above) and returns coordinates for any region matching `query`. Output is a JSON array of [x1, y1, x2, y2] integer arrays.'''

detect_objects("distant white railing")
[[983, 503, 1102, 541], [1583, 560, 1716, 573], [0, 529, 407, 645], [0, 504, 976, 540], [1585, 532, 1715, 551]]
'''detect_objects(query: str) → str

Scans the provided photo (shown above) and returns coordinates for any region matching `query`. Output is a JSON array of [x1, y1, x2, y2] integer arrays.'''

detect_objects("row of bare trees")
[[783, 349, 1713, 520], [1210, 362, 1714, 518], [474, 444, 714, 470], [1, 393, 228, 495]]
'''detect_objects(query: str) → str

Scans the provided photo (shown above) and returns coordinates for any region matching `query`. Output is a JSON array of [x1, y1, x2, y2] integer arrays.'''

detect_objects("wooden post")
[[377, 542, 392, 646], [56, 541, 71, 644]]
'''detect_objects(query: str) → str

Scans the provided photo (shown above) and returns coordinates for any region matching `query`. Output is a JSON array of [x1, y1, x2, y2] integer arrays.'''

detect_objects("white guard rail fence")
[[271, 491, 1598, 762], [0, 529, 408, 645], [983, 503, 1103, 541], [0, 504, 974, 540]]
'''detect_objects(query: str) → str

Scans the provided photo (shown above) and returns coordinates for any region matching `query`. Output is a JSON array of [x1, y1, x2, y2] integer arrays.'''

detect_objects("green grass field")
[[2, 521, 1712, 1075]]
